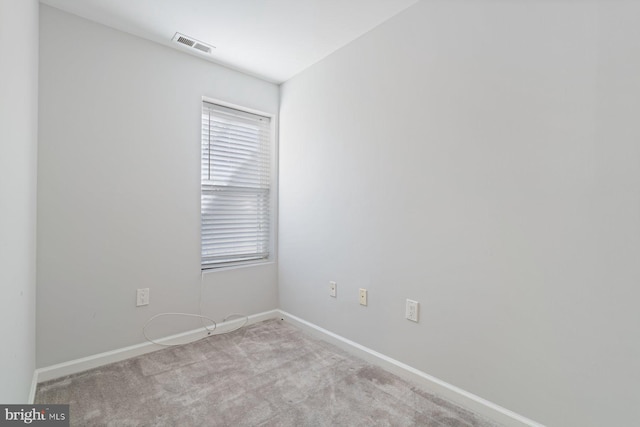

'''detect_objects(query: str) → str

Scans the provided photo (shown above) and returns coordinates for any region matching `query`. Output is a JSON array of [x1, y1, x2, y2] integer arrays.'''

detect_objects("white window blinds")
[[201, 102, 271, 269]]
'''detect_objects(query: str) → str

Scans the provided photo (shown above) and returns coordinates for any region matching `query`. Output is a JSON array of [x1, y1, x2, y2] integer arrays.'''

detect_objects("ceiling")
[[40, 0, 418, 83]]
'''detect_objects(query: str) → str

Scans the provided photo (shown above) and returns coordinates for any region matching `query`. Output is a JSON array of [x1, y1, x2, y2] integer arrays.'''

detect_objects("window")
[[201, 101, 272, 269]]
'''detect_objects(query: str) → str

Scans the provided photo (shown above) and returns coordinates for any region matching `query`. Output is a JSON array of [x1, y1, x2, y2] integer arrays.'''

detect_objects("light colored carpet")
[[36, 319, 500, 426]]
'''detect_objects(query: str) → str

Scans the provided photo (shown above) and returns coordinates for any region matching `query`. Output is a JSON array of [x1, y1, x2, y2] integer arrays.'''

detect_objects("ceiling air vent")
[[172, 32, 215, 55]]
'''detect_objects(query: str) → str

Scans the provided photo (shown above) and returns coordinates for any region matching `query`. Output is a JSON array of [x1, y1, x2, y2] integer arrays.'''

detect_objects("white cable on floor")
[[219, 313, 249, 333], [142, 312, 217, 347], [141, 272, 249, 347]]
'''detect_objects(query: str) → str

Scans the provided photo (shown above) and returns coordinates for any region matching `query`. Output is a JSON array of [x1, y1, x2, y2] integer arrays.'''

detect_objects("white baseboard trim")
[[28, 369, 38, 404], [33, 308, 543, 427], [277, 310, 544, 427], [34, 309, 280, 384]]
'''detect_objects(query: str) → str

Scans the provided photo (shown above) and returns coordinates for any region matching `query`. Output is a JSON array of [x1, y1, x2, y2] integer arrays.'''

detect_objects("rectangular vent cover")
[[172, 33, 214, 55]]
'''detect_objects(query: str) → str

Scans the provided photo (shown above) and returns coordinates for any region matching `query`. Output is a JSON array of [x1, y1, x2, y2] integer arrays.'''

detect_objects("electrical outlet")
[[329, 281, 337, 297], [406, 299, 419, 322], [359, 288, 368, 306], [136, 288, 149, 306]]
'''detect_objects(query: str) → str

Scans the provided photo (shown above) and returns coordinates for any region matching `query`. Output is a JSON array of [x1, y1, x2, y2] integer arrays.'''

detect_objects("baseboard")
[[28, 369, 38, 403], [33, 308, 543, 426], [277, 310, 544, 427], [35, 309, 279, 384]]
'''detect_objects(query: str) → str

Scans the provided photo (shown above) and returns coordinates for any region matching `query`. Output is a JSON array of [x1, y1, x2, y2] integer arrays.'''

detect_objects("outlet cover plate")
[[406, 299, 419, 322], [329, 281, 337, 297], [359, 288, 368, 306], [136, 288, 149, 306]]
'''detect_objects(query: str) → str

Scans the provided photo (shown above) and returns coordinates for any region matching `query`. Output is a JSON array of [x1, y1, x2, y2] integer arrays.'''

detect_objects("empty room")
[[1, 0, 639, 426]]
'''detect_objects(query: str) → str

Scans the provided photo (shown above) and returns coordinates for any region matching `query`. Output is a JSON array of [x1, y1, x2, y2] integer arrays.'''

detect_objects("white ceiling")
[[40, 0, 418, 83]]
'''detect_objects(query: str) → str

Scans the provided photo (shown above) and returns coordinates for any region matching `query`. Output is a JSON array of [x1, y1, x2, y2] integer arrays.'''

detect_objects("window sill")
[[201, 260, 275, 275]]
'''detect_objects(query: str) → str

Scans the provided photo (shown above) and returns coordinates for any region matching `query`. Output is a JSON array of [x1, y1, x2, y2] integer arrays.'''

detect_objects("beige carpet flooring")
[[36, 319, 500, 426]]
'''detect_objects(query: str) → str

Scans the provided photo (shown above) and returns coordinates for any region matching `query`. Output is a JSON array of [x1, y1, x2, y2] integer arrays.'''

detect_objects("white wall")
[[0, 0, 39, 403], [37, 6, 279, 367], [279, 1, 640, 426]]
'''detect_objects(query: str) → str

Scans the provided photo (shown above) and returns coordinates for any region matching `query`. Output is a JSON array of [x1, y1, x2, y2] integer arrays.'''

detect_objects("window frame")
[[200, 97, 277, 271]]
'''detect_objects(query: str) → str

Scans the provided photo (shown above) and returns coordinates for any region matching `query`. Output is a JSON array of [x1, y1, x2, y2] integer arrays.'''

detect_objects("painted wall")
[[278, 1, 640, 426], [0, 0, 39, 403], [37, 6, 279, 367]]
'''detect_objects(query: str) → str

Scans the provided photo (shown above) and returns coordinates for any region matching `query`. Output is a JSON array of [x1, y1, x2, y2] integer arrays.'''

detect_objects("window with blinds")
[[201, 101, 271, 269]]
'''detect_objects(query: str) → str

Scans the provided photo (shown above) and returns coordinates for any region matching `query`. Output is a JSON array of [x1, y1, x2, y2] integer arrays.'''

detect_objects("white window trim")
[[200, 96, 278, 272]]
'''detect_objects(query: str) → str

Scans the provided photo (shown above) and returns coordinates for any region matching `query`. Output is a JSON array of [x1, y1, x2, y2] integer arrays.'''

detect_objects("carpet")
[[36, 319, 500, 426]]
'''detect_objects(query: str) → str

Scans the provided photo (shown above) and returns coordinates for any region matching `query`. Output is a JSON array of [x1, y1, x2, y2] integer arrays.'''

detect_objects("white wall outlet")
[[136, 288, 149, 306], [359, 288, 368, 306], [406, 299, 419, 322], [329, 281, 337, 297]]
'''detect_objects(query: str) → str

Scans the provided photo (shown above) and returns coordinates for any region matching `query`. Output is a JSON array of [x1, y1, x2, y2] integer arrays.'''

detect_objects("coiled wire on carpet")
[[142, 313, 248, 346], [141, 273, 249, 347]]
